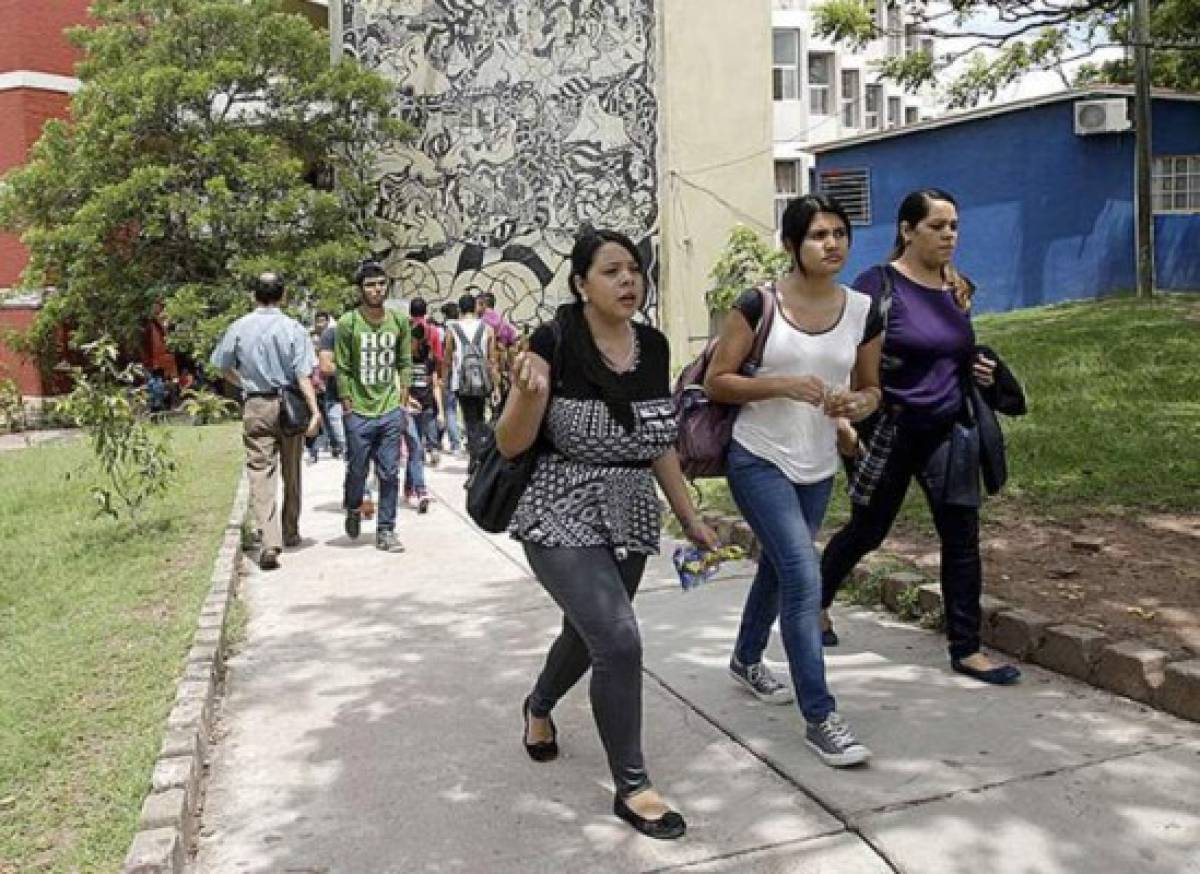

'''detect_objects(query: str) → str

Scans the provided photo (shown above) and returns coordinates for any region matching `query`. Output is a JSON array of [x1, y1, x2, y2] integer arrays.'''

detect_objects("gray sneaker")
[[729, 657, 794, 704], [376, 530, 405, 553], [805, 712, 871, 768]]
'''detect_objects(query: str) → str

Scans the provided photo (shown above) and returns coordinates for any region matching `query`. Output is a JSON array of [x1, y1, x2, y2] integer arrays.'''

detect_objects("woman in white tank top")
[[704, 195, 883, 768]]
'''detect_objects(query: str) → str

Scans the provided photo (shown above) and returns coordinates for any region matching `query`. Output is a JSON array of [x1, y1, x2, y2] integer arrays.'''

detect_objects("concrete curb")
[[710, 510, 1199, 724], [122, 470, 249, 874]]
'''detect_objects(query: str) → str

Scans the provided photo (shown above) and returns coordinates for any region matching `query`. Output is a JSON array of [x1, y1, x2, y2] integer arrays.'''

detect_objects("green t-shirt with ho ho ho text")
[[334, 308, 413, 418]]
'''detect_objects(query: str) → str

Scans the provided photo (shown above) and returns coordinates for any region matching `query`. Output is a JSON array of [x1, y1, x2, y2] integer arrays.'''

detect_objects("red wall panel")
[[0, 306, 48, 396], [0, 0, 93, 76]]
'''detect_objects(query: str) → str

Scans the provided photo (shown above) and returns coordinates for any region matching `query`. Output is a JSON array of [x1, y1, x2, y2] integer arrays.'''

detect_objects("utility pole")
[[1132, 0, 1155, 299]]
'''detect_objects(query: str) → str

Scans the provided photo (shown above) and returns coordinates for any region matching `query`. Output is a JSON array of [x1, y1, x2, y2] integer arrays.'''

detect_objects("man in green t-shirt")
[[336, 261, 413, 552]]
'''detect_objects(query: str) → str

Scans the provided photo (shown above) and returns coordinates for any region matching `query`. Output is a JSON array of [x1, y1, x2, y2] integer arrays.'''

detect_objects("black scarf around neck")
[[555, 302, 639, 432]]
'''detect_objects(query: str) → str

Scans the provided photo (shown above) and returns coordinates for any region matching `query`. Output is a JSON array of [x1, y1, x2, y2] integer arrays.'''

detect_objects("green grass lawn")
[[698, 293, 1200, 525], [0, 424, 241, 873]]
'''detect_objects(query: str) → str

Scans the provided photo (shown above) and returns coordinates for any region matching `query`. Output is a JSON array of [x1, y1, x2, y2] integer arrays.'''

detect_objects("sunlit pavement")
[[195, 453, 1200, 874]]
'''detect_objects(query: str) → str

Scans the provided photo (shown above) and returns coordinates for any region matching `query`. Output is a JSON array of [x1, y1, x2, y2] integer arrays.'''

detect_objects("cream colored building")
[[334, 0, 774, 363], [772, 0, 938, 224]]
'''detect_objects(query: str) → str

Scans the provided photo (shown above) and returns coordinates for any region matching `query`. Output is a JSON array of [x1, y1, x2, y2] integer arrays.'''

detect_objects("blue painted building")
[[809, 87, 1200, 313]]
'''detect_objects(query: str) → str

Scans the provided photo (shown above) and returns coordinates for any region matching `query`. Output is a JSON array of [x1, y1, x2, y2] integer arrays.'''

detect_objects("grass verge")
[[696, 294, 1200, 525], [0, 424, 241, 872]]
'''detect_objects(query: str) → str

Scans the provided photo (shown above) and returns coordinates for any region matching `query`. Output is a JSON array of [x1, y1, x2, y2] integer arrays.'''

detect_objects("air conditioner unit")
[[1074, 98, 1132, 135]]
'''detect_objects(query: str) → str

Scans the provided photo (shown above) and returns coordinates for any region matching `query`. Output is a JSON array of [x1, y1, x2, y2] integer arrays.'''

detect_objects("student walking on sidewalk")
[[495, 229, 718, 840], [820, 189, 1021, 686], [704, 196, 882, 768], [335, 261, 413, 553], [210, 272, 321, 570], [442, 293, 499, 471]]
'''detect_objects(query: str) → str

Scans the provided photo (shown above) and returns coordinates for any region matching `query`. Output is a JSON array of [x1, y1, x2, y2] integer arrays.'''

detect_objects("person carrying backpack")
[[442, 292, 499, 472]]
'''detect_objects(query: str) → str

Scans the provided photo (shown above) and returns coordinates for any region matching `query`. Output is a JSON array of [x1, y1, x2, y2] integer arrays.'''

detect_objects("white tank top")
[[732, 286, 874, 484]]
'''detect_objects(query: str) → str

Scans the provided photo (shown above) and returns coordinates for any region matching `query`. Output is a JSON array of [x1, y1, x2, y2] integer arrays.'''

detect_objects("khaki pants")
[[243, 396, 303, 553]]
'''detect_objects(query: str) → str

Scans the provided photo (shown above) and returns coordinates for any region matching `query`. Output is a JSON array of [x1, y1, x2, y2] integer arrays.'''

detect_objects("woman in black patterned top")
[[495, 229, 718, 840]]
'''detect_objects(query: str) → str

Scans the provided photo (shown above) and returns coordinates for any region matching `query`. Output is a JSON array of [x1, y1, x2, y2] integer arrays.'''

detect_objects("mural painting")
[[340, 0, 660, 326]]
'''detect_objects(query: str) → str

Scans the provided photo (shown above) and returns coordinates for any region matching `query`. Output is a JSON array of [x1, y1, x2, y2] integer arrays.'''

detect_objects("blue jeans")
[[323, 397, 345, 453], [344, 407, 405, 531], [403, 411, 426, 495], [727, 441, 836, 723], [416, 407, 439, 451], [442, 387, 462, 451]]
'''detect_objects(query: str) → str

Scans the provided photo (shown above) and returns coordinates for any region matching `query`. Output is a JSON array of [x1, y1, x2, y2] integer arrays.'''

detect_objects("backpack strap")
[[875, 264, 905, 374], [876, 264, 895, 331], [744, 284, 777, 370]]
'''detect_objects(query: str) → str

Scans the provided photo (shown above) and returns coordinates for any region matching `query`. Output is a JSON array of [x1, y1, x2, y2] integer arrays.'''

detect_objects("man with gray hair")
[[210, 272, 321, 570]]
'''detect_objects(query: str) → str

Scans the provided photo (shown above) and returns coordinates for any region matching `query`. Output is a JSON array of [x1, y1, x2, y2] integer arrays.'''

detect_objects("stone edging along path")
[[122, 471, 250, 874], [700, 509, 1200, 725]]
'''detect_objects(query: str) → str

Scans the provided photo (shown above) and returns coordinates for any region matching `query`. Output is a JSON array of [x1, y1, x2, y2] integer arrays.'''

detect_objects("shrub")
[[181, 388, 237, 425], [0, 377, 25, 432], [52, 338, 176, 521], [707, 226, 790, 315]]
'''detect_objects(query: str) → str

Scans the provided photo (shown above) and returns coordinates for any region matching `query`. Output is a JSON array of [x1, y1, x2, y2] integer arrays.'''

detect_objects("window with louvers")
[[817, 169, 871, 225]]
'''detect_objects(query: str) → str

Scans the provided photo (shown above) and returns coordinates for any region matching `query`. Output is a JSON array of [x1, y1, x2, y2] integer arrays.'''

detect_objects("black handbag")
[[465, 429, 539, 533], [464, 320, 561, 533], [279, 384, 312, 436]]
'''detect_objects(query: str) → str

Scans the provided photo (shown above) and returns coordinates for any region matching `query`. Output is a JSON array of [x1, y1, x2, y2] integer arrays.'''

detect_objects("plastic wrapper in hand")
[[672, 544, 747, 591]]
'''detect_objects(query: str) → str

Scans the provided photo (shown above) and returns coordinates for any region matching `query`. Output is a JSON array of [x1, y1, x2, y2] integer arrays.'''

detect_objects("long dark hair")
[[556, 228, 646, 431], [780, 194, 853, 272], [888, 188, 973, 310]]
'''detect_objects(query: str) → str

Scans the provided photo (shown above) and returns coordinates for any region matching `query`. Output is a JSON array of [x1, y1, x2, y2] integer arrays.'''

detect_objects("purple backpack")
[[673, 287, 777, 479]]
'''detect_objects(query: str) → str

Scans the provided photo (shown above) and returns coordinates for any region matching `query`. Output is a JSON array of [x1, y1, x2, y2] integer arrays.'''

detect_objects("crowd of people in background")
[[208, 186, 1023, 841], [214, 260, 523, 557]]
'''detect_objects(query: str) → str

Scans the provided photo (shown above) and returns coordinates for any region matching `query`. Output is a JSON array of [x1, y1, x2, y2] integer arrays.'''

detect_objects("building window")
[[886, 7, 903, 57], [841, 69, 861, 128], [905, 106, 920, 125], [887, 96, 901, 128], [773, 30, 800, 101], [1152, 155, 1200, 213], [920, 37, 935, 58], [864, 84, 882, 130], [809, 53, 834, 115], [774, 160, 804, 228], [904, 23, 919, 55], [816, 168, 871, 225]]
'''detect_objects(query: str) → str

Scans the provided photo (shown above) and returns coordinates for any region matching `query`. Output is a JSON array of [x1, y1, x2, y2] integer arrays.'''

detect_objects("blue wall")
[[815, 98, 1200, 313]]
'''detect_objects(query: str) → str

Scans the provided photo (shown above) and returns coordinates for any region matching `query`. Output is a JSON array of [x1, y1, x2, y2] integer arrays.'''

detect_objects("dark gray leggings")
[[524, 543, 650, 797]]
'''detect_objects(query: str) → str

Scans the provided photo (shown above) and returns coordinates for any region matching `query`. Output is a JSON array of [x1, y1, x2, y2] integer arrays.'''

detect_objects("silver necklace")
[[598, 323, 638, 373]]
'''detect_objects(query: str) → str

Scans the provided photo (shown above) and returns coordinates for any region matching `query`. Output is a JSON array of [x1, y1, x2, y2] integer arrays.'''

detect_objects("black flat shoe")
[[951, 658, 1021, 685], [821, 624, 839, 647], [613, 792, 686, 840], [522, 696, 558, 762]]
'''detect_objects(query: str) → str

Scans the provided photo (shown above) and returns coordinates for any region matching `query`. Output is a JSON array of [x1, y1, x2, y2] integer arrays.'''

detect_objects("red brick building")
[[0, 0, 92, 399], [0, 1, 329, 402]]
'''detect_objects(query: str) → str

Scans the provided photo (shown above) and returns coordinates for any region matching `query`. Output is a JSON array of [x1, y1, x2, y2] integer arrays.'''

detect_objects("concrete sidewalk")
[[195, 455, 1200, 873]]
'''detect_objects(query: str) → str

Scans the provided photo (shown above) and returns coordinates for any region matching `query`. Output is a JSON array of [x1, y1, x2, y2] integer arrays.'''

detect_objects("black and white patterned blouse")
[[509, 321, 677, 555]]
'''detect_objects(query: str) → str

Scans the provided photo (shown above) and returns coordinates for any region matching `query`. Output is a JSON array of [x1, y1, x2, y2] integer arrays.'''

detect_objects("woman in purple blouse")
[[819, 189, 1021, 685]]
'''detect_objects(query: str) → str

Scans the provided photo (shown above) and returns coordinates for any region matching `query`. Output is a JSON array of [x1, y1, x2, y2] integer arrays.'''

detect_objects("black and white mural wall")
[[340, 0, 660, 326]]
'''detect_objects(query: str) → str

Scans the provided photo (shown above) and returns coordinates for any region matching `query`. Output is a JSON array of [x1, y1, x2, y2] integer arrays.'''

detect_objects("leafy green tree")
[[0, 0, 407, 365], [708, 226, 791, 315], [1076, 0, 1200, 91], [814, 0, 1200, 108]]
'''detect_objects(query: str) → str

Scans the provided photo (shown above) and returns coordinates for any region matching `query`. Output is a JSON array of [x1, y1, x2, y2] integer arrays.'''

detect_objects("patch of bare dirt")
[[885, 507, 1200, 659]]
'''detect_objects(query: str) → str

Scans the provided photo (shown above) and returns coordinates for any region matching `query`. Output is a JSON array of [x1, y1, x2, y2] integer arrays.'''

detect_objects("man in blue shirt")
[[210, 273, 321, 570]]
